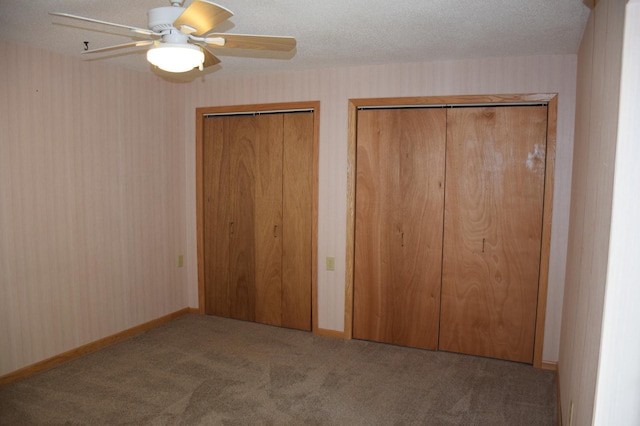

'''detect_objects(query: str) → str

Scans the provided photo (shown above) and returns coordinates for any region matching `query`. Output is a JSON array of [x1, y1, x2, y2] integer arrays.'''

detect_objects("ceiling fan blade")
[[201, 46, 221, 68], [173, 0, 233, 36], [49, 12, 159, 36], [206, 34, 296, 51], [81, 40, 154, 54]]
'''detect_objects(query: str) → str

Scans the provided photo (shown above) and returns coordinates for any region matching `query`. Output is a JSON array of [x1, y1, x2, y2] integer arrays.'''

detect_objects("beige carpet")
[[0, 314, 557, 425]]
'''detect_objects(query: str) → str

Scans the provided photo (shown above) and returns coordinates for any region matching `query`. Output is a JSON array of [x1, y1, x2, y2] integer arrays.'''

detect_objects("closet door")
[[439, 106, 547, 363], [353, 108, 446, 350], [228, 115, 283, 325], [203, 116, 231, 317], [227, 116, 259, 321], [202, 111, 313, 331], [253, 115, 284, 326], [282, 112, 313, 330]]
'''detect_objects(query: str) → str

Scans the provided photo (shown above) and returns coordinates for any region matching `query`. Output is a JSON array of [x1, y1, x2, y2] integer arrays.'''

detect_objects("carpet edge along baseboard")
[[0, 307, 197, 386]]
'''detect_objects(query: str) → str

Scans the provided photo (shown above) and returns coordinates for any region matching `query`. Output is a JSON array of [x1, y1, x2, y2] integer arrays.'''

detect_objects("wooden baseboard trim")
[[537, 361, 560, 424], [314, 327, 347, 339], [0, 308, 193, 386]]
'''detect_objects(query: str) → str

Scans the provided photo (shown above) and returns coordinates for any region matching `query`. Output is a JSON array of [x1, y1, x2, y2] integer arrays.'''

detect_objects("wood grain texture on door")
[[439, 106, 548, 363], [228, 116, 258, 322], [203, 116, 231, 317], [353, 108, 446, 350], [202, 110, 314, 331], [253, 115, 284, 326], [282, 112, 313, 330]]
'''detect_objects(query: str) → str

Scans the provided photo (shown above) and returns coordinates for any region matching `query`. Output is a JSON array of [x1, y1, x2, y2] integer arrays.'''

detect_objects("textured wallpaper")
[[0, 38, 578, 375], [0, 40, 188, 375]]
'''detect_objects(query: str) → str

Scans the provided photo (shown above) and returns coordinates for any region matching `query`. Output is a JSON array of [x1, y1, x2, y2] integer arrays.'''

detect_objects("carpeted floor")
[[0, 314, 557, 425]]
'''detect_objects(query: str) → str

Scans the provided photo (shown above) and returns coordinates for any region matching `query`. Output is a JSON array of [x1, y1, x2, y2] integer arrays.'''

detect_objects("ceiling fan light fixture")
[[147, 43, 204, 73], [52, 1, 296, 73]]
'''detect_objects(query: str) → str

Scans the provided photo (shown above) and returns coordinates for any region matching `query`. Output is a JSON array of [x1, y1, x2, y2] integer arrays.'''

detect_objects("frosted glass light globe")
[[147, 43, 204, 73]]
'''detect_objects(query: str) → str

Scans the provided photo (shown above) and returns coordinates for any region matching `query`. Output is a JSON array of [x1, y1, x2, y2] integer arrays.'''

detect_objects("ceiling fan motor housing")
[[147, 7, 185, 33]]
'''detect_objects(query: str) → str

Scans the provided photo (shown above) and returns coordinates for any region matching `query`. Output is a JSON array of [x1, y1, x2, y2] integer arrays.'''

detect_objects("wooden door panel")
[[254, 115, 284, 326], [394, 108, 446, 350], [354, 108, 445, 350], [353, 109, 401, 344], [203, 116, 231, 317], [440, 106, 547, 363], [282, 112, 313, 330], [204, 108, 315, 331], [228, 116, 257, 322]]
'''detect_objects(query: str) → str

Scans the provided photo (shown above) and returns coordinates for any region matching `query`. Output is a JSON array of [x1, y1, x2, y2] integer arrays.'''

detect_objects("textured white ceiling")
[[0, 0, 590, 80]]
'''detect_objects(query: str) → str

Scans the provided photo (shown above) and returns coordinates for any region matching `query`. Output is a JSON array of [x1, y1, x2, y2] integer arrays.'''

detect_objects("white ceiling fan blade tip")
[[49, 12, 160, 37]]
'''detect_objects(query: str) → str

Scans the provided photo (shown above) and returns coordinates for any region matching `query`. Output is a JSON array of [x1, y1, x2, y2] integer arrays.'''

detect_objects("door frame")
[[345, 94, 557, 368], [195, 101, 320, 331]]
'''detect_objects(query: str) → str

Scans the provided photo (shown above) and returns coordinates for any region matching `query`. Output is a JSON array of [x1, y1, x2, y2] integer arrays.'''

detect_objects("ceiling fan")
[[50, 0, 296, 73]]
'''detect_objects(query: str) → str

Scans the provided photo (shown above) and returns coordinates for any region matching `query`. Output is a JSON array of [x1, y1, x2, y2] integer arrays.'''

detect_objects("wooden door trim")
[[196, 101, 320, 332], [535, 95, 557, 368], [346, 94, 557, 368]]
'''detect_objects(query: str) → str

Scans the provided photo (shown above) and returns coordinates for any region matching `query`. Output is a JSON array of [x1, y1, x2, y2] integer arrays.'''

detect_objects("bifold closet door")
[[353, 108, 446, 350], [230, 114, 284, 325], [282, 112, 313, 330], [202, 114, 283, 324], [439, 106, 547, 363], [203, 116, 231, 318], [202, 112, 313, 331]]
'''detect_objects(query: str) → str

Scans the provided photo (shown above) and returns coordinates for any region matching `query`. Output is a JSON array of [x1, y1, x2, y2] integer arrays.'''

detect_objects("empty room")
[[1, 0, 638, 424]]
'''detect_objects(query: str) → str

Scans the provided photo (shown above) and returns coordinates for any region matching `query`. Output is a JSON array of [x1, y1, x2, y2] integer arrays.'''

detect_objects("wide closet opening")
[[345, 95, 557, 368], [196, 102, 320, 332]]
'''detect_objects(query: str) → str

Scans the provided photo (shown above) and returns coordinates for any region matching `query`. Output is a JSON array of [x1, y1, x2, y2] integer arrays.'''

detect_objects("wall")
[[0, 42, 579, 377], [184, 54, 578, 362], [557, 0, 627, 424], [593, 0, 640, 424], [0, 40, 188, 376]]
